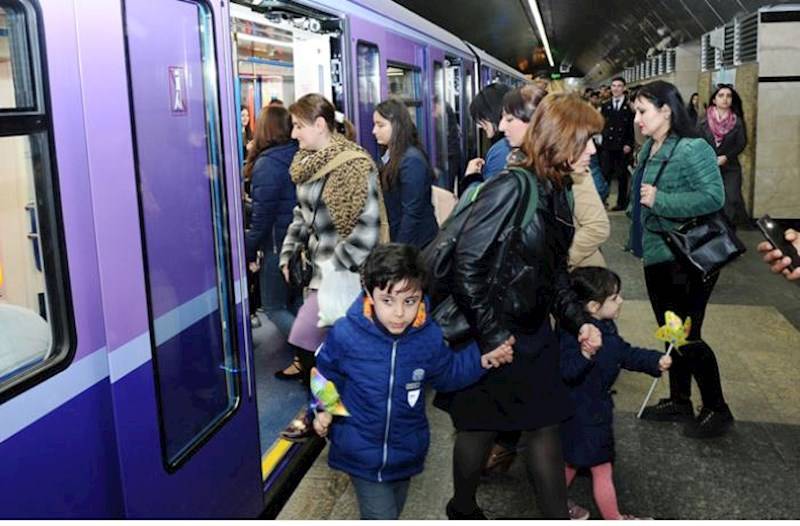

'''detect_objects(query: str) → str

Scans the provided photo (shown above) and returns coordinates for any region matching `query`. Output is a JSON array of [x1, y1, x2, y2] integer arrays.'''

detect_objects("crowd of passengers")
[[238, 79, 798, 519]]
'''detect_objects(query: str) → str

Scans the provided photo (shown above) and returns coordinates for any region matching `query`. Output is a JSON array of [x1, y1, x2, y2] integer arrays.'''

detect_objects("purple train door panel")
[[349, 17, 428, 162], [114, 0, 262, 517]]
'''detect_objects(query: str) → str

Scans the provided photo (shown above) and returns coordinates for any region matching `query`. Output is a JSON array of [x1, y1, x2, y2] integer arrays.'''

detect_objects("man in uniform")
[[600, 77, 634, 211]]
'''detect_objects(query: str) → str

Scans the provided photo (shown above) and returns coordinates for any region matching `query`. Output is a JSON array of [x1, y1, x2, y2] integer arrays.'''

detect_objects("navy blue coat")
[[559, 319, 663, 468], [382, 146, 439, 248], [244, 141, 299, 262], [316, 295, 485, 483]]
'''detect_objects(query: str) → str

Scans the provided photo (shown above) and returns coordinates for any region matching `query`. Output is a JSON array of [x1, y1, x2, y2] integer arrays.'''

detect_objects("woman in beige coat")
[[569, 170, 610, 269]]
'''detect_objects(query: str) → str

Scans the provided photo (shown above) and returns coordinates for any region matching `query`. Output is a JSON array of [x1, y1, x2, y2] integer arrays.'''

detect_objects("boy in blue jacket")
[[312, 243, 514, 519], [559, 267, 671, 520]]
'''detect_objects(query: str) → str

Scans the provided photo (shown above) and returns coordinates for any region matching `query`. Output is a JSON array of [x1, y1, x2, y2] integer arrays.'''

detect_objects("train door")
[[106, 0, 263, 516], [228, 1, 343, 509]]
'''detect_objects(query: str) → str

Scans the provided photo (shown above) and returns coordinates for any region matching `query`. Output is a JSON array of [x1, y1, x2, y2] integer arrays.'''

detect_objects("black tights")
[[451, 425, 568, 519]]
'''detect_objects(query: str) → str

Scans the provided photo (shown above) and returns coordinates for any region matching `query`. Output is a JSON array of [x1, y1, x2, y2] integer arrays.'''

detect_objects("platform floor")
[[276, 212, 800, 520]]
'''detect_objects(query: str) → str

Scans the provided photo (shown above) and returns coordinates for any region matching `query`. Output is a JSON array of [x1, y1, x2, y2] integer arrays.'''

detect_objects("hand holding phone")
[[756, 215, 800, 272]]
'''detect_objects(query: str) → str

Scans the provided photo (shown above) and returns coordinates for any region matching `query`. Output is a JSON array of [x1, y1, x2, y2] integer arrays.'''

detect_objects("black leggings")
[[644, 260, 727, 410], [451, 425, 568, 519]]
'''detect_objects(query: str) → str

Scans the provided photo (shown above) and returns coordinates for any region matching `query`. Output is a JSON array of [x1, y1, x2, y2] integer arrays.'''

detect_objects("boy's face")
[[369, 280, 423, 335]]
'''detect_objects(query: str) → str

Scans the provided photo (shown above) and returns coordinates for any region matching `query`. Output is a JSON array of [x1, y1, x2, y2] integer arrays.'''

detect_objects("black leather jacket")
[[452, 169, 591, 353]]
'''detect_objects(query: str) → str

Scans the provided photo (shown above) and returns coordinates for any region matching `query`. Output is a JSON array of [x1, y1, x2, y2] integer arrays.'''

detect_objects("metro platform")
[[275, 212, 800, 520]]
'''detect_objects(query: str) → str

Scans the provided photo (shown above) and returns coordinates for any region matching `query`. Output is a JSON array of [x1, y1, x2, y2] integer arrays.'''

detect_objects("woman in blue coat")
[[372, 99, 439, 248], [244, 106, 300, 345], [459, 83, 512, 194], [560, 267, 671, 520]]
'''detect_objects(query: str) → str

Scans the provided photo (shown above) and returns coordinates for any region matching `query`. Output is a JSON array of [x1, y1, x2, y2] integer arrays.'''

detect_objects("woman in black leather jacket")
[[437, 94, 604, 519]]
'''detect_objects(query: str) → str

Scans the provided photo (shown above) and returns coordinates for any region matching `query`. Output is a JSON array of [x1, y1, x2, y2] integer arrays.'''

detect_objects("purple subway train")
[[0, 0, 526, 518]]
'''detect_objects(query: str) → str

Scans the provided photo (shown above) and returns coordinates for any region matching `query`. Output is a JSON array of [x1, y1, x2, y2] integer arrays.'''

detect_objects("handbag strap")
[[643, 139, 681, 234]]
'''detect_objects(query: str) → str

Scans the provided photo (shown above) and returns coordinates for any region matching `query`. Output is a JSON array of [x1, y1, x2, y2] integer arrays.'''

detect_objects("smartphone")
[[756, 215, 800, 271]]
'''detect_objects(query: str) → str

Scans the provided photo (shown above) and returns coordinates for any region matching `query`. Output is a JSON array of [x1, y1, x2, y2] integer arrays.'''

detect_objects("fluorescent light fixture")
[[526, 0, 554, 67], [236, 32, 294, 49]]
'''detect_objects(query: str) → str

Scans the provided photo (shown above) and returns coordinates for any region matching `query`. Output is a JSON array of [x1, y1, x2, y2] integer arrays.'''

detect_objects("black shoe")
[[446, 499, 487, 520], [274, 359, 303, 381], [640, 398, 694, 422], [683, 406, 734, 439]]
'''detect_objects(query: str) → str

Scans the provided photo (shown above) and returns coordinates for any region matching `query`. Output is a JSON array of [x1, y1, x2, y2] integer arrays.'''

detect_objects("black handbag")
[[646, 140, 746, 281], [427, 168, 535, 345]]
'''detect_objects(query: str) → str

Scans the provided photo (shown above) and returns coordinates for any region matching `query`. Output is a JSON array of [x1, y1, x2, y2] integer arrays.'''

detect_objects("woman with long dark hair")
[[686, 92, 700, 125], [244, 106, 299, 347], [459, 83, 512, 193], [699, 84, 749, 226], [436, 94, 603, 519], [630, 81, 732, 438], [372, 99, 439, 248]]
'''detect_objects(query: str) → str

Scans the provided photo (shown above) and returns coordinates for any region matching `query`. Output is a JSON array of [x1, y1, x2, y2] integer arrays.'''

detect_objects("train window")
[[0, 1, 73, 402], [432, 61, 447, 187], [356, 40, 380, 160], [124, 0, 239, 468], [464, 68, 476, 160], [387, 62, 423, 138]]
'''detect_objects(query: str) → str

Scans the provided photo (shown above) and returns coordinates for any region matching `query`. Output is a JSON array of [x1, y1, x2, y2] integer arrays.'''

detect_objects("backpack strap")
[[507, 166, 538, 228]]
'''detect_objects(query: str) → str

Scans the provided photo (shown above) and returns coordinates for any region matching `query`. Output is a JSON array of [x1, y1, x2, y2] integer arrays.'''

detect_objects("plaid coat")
[[280, 170, 383, 289]]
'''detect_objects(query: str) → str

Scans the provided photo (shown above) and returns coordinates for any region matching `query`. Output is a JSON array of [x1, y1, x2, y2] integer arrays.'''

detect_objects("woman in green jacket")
[[629, 81, 733, 439]]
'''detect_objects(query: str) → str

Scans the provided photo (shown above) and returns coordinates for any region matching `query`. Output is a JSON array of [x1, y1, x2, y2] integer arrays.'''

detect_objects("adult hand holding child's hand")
[[481, 336, 516, 368], [578, 323, 602, 356]]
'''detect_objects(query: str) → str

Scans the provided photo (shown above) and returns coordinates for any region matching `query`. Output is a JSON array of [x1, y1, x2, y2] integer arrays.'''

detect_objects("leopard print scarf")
[[290, 133, 376, 238]]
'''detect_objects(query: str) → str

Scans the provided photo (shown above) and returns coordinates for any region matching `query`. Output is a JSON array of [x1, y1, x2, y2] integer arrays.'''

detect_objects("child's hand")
[[659, 354, 672, 372], [313, 411, 333, 438], [481, 336, 515, 368], [580, 349, 596, 360], [578, 323, 602, 355]]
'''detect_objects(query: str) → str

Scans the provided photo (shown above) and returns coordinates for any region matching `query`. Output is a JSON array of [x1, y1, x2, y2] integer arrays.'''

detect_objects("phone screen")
[[757, 215, 800, 271]]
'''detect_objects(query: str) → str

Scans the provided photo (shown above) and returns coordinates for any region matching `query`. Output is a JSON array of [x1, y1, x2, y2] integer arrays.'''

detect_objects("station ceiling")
[[393, 0, 796, 82]]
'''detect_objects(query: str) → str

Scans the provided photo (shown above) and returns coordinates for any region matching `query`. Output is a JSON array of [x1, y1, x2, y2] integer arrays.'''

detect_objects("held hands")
[[640, 184, 657, 208], [313, 411, 333, 438], [658, 354, 673, 372], [465, 158, 486, 175], [481, 336, 516, 369], [577, 324, 602, 356], [757, 229, 800, 281]]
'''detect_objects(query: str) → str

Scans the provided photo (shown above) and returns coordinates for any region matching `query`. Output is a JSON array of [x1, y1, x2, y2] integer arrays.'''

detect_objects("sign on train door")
[[111, 0, 263, 517]]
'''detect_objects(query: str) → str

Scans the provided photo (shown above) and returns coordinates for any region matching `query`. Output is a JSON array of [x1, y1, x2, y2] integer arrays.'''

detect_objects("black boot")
[[640, 397, 694, 422], [683, 405, 734, 439], [446, 498, 487, 520]]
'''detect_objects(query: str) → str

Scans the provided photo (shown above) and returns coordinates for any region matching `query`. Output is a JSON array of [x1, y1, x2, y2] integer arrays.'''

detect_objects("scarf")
[[290, 133, 376, 238], [705, 106, 737, 147]]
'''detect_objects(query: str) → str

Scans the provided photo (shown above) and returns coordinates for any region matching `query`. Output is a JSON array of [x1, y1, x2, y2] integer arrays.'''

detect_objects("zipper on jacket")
[[377, 340, 398, 482]]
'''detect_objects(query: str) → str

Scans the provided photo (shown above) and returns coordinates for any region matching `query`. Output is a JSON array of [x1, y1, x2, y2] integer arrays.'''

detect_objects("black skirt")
[[434, 320, 574, 431]]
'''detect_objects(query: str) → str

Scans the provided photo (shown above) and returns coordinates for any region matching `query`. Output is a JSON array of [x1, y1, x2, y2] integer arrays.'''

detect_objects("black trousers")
[[600, 148, 630, 208], [644, 260, 727, 410]]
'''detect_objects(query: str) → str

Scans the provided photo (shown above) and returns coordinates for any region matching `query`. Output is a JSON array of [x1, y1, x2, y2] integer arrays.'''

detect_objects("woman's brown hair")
[[288, 93, 336, 132], [521, 93, 604, 188], [243, 105, 292, 181]]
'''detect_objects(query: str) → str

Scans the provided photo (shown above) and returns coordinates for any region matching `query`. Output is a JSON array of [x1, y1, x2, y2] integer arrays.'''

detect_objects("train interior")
[[230, 1, 345, 471]]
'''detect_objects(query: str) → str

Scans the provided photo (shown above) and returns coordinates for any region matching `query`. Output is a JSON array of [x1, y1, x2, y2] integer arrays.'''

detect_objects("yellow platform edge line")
[[261, 438, 293, 481]]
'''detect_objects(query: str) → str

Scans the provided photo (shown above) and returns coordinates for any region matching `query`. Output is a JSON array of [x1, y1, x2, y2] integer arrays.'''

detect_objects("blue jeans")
[[259, 251, 299, 338], [350, 476, 410, 520]]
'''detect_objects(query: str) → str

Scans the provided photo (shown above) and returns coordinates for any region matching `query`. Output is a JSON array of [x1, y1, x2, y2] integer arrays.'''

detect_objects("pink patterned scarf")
[[706, 106, 737, 146]]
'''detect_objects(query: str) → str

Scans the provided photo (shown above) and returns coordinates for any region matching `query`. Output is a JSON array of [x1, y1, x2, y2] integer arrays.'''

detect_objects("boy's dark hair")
[[569, 266, 621, 306], [361, 243, 429, 295]]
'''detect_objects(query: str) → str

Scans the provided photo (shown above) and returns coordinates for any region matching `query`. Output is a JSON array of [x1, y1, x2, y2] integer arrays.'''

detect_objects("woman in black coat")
[[700, 85, 748, 226], [436, 94, 604, 519]]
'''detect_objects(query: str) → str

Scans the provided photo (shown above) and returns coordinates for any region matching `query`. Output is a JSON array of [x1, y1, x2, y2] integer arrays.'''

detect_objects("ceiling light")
[[526, 0, 554, 67]]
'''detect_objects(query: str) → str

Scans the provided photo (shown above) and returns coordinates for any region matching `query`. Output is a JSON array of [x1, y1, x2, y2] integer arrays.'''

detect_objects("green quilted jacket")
[[631, 134, 725, 266]]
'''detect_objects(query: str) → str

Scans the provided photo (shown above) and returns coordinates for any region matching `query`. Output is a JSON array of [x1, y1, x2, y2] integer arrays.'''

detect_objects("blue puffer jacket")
[[316, 295, 485, 482], [244, 141, 299, 262], [559, 319, 662, 468], [381, 146, 439, 248]]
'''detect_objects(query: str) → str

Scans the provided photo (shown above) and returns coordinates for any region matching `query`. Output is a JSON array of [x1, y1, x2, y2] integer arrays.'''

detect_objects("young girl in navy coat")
[[560, 267, 671, 520], [312, 243, 514, 519]]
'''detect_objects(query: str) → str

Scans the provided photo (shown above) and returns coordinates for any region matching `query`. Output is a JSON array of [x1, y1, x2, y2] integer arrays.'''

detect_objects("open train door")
[[106, 0, 264, 516]]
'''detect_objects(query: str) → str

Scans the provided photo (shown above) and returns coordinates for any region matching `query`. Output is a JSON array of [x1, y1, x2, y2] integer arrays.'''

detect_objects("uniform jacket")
[[568, 171, 610, 269], [452, 169, 590, 354], [316, 295, 485, 483], [560, 319, 662, 468], [631, 135, 724, 266], [601, 98, 634, 151], [382, 146, 439, 248], [245, 141, 299, 262]]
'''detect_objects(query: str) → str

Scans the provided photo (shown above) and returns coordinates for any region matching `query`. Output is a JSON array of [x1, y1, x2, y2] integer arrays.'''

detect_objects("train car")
[[0, 0, 525, 518]]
